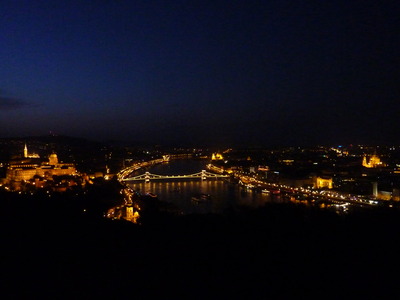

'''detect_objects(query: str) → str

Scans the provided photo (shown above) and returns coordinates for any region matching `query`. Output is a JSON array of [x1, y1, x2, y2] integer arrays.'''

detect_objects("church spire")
[[24, 143, 28, 158]]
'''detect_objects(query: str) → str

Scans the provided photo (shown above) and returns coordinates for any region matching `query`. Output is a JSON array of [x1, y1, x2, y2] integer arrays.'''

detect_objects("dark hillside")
[[1, 194, 400, 298]]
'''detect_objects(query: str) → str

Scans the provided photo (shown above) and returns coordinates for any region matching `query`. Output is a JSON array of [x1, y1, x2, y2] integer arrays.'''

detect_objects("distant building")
[[258, 166, 269, 171], [377, 191, 391, 201], [392, 188, 400, 201], [169, 153, 193, 159], [280, 159, 294, 165], [315, 176, 333, 189], [211, 153, 224, 160], [24, 143, 40, 158], [362, 154, 383, 168], [6, 144, 77, 182]]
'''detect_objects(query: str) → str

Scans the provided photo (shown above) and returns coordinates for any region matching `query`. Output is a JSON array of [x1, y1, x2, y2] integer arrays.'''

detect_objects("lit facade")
[[24, 143, 40, 158], [6, 145, 77, 182], [362, 155, 383, 168], [211, 153, 224, 160], [315, 177, 333, 189]]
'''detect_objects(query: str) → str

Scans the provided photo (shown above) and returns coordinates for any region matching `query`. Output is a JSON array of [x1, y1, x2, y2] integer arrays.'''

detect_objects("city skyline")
[[1, 1, 399, 147]]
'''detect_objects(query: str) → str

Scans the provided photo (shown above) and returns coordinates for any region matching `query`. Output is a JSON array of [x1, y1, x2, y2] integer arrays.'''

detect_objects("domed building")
[[6, 144, 77, 182], [48, 153, 59, 166], [362, 154, 383, 168]]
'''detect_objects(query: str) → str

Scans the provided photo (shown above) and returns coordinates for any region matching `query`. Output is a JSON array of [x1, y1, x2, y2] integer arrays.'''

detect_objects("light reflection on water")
[[126, 160, 282, 214]]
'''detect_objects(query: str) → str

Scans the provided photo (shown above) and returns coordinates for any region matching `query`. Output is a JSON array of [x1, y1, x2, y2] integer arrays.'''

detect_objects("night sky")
[[1, 1, 399, 147]]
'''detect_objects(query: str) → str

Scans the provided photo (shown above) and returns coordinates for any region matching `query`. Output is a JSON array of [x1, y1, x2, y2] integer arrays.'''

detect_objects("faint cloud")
[[0, 96, 31, 111]]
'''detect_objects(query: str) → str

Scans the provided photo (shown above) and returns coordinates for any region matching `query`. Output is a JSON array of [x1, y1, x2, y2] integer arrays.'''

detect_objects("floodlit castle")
[[6, 144, 77, 182]]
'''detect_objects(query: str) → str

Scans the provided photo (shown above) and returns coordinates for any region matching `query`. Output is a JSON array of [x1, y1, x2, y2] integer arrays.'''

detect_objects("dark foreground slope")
[[2, 198, 400, 299]]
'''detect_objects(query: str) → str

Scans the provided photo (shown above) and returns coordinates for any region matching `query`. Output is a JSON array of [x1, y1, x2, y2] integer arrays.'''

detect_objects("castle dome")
[[49, 153, 58, 165]]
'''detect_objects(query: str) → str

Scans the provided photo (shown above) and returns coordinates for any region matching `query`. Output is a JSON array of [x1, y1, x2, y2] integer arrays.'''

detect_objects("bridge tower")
[[145, 171, 150, 183], [201, 170, 207, 180]]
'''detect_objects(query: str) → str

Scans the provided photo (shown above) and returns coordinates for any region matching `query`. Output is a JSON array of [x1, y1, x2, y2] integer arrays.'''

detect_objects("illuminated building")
[[315, 176, 333, 189], [169, 153, 193, 159], [377, 191, 391, 200], [211, 153, 224, 160], [280, 159, 294, 165], [24, 143, 40, 158], [126, 206, 134, 220], [362, 154, 383, 168], [6, 144, 77, 183], [258, 166, 269, 171]]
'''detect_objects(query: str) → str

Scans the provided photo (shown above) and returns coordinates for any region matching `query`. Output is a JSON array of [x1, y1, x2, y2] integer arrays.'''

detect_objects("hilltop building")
[[24, 143, 40, 158], [6, 144, 77, 182]]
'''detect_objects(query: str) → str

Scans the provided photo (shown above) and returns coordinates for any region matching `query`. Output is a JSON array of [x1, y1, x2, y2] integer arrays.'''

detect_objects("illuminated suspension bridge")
[[122, 170, 229, 182]]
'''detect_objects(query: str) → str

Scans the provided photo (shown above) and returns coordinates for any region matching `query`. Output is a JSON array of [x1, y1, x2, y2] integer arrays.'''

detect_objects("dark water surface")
[[126, 159, 282, 214]]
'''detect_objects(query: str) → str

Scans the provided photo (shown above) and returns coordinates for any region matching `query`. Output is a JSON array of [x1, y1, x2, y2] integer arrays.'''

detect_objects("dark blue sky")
[[1, 0, 399, 147]]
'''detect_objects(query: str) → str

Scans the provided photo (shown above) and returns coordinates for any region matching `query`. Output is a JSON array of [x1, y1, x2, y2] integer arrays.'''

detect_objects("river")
[[126, 159, 283, 214]]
